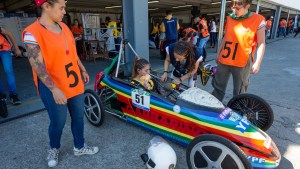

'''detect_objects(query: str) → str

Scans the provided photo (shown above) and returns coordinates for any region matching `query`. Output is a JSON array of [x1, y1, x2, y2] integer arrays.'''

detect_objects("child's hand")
[[141, 74, 151, 89]]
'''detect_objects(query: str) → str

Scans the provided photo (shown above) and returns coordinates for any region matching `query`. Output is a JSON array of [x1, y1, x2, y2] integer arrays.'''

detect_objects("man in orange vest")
[[212, 0, 266, 101], [194, 14, 210, 58], [265, 16, 273, 39], [278, 18, 287, 38], [0, 27, 22, 115], [286, 18, 294, 35]]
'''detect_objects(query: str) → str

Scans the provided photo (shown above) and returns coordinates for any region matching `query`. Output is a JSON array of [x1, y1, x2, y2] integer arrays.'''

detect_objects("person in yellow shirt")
[[131, 58, 156, 91], [106, 16, 122, 53], [106, 16, 119, 38], [152, 22, 159, 34]]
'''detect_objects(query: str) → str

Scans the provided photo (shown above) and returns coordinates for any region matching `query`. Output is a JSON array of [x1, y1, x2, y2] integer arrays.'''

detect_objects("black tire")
[[84, 89, 105, 126], [227, 93, 274, 131], [186, 134, 252, 169]]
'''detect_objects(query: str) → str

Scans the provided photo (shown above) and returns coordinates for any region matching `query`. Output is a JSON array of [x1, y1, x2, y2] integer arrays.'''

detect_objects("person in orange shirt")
[[286, 18, 294, 35], [0, 27, 22, 118], [71, 19, 83, 58], [212, 0, 266, 101], [71, 19, 83, 39], [265, 16, 273, 38], [23, 0, 98, 167], [194, 14, 210, 57], [278, 18, 287, 38]]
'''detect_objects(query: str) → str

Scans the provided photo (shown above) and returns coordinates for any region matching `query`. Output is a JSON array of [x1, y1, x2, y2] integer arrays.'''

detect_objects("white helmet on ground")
[[141, 136, 177, 169]]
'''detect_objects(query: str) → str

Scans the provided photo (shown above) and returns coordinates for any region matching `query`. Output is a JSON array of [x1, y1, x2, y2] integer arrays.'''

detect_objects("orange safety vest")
[[183, 27, 197, 40], [218, 14, 265, 67], [280, 20, 287, 28], [0, 34, 11, 51], [198, 19, 210, 37], [266, 20, 272, 30], [287, 20, 293, 27], [23, 20, 84, 99]]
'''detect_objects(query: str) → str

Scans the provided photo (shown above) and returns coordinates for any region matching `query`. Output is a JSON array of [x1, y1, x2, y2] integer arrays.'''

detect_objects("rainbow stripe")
[[100, 75, 280, 169]]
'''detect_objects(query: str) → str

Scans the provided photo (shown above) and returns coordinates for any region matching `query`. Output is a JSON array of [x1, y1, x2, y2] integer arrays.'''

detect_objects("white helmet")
[[141, 136, 177, 169]]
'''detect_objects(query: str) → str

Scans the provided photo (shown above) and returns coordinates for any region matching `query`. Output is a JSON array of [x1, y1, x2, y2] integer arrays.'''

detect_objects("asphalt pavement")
[[0, 35, 299, 169]]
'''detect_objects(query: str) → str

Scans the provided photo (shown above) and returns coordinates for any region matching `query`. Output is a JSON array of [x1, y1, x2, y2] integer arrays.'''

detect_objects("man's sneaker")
[[73, 145, 99, 156], [9, 94, 21, 105], [47, 148, 59, 167]]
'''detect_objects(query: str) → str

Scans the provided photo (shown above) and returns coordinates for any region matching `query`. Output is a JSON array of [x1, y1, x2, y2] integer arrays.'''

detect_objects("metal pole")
[[286, 10, 290, 35], [127, 42, 139, 57], [217, 0, 227, 52], [115, 39, 124, 78], [256, 0, 260, 14]]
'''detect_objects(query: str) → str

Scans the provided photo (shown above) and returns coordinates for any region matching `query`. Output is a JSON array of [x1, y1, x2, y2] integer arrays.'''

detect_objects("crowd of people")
[[146, 0, 268, 102]]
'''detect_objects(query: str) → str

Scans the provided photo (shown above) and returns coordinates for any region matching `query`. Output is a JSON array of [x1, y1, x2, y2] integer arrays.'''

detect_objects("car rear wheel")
[[84, 89, 104, 126], [186, 134, 252, 169], [227, 93, 274, 131]]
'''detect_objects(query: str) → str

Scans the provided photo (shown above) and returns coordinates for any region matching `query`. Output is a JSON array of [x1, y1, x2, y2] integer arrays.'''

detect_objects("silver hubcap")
[[84, 93, 101, 124], [189, 141, 245, 169]]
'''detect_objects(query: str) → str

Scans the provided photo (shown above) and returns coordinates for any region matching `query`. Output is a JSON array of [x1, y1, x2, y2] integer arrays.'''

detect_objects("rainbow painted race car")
[[84, 46, 280, 169]]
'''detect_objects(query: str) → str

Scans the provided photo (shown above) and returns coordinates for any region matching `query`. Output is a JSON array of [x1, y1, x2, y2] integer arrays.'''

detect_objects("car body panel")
[[93, 57, 280, 169]]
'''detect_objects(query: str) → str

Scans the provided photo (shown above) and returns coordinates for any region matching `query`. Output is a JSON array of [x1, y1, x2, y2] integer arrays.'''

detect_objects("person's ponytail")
[[174, 41, 196, 71]]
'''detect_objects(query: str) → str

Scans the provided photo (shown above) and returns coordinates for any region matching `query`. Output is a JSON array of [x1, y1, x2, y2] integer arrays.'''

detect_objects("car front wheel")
[[186, 134, 252, 169], [84, 89, 105, 126]]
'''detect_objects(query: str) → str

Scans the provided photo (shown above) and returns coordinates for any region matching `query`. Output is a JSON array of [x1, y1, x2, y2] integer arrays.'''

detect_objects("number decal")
[[222, 41, 239, 60], [135, 94, 140, 103], [131, 89, 150, 111], [140, 95, 144, 105], [65, 62, 79, 88], [135, 94, 145, 105]]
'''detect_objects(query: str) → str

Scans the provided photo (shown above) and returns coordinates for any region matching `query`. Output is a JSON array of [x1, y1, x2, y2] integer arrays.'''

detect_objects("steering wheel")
[[166, 83, 182, 100]]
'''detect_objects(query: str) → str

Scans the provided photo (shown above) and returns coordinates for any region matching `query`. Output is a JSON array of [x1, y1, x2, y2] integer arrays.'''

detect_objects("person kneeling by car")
[[160, 41, 203, 87]]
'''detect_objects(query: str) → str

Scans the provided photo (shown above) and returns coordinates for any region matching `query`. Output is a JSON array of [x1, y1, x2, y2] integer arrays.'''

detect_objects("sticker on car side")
[[131, 88, 150, 111], [248, 156, 266, 164], [228, 112, 242, 122], [236, 118, 250, 133], [218, 107, 232, 120], [173, 105, 181, 113]]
